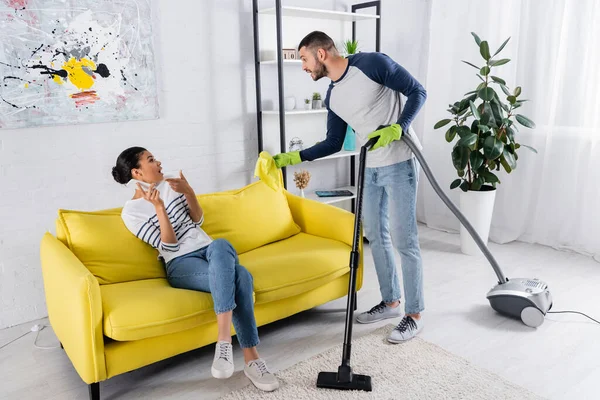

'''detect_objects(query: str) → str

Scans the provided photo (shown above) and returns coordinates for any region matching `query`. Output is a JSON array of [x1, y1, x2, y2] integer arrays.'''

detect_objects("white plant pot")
[[459, 187, 497, 256], [304, 102, 312, 110]]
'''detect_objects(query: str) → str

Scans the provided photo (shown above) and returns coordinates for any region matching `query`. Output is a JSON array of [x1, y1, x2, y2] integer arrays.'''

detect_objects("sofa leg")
[[60, 342, 63, 349], [352, 292, 357, 311], [89, 383, 99, 400]]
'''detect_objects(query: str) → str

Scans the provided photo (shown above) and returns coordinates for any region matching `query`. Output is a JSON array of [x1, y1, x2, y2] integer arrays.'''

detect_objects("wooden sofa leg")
[[89, 383, 99, 400]]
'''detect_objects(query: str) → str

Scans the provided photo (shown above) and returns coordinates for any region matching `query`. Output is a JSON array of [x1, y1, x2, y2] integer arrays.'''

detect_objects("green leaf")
[[460, 180, 469, 192], [483, 136, 504, 160], [434, 119, 452, 129], [490, 76, 506, 85], [457, 169, 465, 177], [464, 90, 478, 96], [480, 170, 500, 183], [478, 124, 491, 133], [490, 58, 510, 66], [452, 146, 470, 171], [490, 101, 504, 123], [500, 84, 511, 96], [476, 74, 485, 83], [507, 95, 517, 104], [514, 86, 522, 97], [445, 126, 457, 142], [503, 148, 517, 169], [500, 103, 510, 112], [480, 66, 490, 76], [450, 179, 462, 190], [471, 32, 482, 46], [493, 37, 511, 57], [469, 101, 480, 120], [457, 133, 478, 148], [470, 151, 485, 171], [521, 143, 538, 153], [507, 126, 516, 142], [480, 41, 491, 60], [499, 155, 512, 173], [462, 60, 480, 70], [472, 176, 485, 191], [480, 112, 490, 125], [457, 126, 472, 138], [515, 114, 536, 128], [478, 87, 495, 101]]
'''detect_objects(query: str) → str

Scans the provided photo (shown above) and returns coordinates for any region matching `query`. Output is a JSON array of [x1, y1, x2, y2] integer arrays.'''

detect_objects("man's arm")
[[299, 109, 347, 161], [358, 53, 427, 133]]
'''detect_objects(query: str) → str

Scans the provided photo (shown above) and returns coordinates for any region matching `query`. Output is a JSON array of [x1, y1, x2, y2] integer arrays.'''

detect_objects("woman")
[[111, 146, 279, 392]]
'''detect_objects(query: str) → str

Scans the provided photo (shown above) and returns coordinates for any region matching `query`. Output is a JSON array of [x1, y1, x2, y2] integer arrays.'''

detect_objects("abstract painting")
[[0, 0, 158, 129]]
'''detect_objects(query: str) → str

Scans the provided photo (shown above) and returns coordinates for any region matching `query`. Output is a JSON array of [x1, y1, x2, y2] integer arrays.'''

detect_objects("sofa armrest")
[[40, 233, 106, 384]]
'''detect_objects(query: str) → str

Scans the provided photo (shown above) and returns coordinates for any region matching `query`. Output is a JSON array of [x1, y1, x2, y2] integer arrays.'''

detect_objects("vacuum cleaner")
[[317, 132, 552, 392]]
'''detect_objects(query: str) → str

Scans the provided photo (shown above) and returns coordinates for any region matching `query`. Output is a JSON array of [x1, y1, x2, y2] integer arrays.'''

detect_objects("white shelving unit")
[[262, 109, 327, 115], [305, 185, 356, 205], [258, 6, 380, 21], [252, 1, 381, 208]]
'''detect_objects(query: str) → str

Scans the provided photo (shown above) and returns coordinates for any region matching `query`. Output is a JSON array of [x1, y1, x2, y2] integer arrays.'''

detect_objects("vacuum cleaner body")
[[487, 278, 552, 327]]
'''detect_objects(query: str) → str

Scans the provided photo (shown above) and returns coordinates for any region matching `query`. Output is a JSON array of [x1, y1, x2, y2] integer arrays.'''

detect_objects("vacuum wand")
[[401, 134, 507, 285]]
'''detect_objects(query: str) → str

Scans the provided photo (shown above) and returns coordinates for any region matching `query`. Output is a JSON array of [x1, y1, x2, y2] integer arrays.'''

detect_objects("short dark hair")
[[298, 31, 337, 53], [112, 146, 146, 184]]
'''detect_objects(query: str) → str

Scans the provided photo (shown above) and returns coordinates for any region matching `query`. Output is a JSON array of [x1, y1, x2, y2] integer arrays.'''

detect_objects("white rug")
[[220, 325, 545, 400]]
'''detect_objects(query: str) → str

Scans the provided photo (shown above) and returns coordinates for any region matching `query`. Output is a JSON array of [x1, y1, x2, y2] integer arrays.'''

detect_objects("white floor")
[[2, 225, 600, 400]]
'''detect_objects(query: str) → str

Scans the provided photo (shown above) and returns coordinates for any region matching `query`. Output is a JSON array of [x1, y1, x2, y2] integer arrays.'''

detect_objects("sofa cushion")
[[197, 181, 300, 254], [55, 181, 299, 285], [101, 278, 216, 341], [56, 208, 165, 285], [240, 232, 351, 304]]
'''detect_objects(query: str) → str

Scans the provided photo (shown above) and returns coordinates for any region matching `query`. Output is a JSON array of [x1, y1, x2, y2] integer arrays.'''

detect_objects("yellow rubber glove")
[[254, 151, 282, 191], [273, 151, 301, 168], [367, 124, 403, 151]]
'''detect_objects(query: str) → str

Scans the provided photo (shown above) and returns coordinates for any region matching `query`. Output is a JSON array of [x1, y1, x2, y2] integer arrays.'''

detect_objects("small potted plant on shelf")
[[293, 170, 311, 198], [312, 92, 322, 109], [342, 39, 359, 57], [433, 32, 537, 256], [304, 98, 312, 110]]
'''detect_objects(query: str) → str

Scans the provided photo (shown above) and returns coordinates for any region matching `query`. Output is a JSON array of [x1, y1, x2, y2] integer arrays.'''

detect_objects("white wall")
[[0, 0, 433, 329], [0, 0, 259, 329]]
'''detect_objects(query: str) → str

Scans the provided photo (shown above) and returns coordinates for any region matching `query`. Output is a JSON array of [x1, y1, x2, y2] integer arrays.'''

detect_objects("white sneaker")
[[387, 315, 423, 343], [211, 341, 234, 379], [356, 301, 404, 324], [244, 358, 279, 392]]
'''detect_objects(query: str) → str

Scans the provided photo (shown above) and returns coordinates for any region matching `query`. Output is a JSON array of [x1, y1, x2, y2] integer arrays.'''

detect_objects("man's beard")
[[312, 60, 328, 80]]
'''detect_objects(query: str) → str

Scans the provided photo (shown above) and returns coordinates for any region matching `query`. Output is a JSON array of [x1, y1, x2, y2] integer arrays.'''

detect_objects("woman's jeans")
[[165, 238, 259, 348], [362, 158, 425, 315]]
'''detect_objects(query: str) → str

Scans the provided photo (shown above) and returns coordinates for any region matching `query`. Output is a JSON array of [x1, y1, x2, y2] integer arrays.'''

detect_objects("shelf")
[[305, 185, 356, 204], [320, 149, 360, 160], [263, 109, 327, 115], [259, 6, 380, 21], [261, 59, 302, 65]]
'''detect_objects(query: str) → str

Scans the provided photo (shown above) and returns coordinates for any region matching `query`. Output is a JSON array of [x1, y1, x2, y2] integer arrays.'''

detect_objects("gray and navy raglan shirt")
[[299, 52, 427, 168]]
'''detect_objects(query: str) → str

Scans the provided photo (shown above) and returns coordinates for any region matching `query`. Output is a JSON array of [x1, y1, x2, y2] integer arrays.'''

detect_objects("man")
[[273, 31, 427, 343]]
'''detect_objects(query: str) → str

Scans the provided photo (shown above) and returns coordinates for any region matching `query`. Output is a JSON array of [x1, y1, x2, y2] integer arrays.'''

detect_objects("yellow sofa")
[[40, 180, 363, 399]]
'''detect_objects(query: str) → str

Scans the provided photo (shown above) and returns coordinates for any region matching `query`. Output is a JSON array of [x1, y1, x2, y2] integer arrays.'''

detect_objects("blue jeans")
[[363, 158, 424, 315], [165, 238, 259, 348]]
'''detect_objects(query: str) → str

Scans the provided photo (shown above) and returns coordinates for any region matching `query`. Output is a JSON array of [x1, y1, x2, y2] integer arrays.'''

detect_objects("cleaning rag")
[[254, 151, 282, 191]]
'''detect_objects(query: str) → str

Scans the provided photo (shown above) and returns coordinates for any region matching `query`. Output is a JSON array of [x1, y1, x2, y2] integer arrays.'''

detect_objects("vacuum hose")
[[401, 134, 508, 285]]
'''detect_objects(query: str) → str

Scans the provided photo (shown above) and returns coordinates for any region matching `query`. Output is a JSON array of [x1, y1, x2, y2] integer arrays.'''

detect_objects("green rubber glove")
[[273, 151, 301, 168], [367, 124, 403, 151]]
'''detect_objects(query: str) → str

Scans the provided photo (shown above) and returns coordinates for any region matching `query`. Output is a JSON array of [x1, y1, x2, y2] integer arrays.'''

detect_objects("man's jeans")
[[363, 158, 424, 315], [165, 238, 259, 348]]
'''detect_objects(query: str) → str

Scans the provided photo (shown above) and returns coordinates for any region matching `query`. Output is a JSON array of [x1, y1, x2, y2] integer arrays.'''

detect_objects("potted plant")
[[433, 32, 537, 255], [304, 98, 312, 110], [312, 92, 322, 109], [342, 39, 359, 57]]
